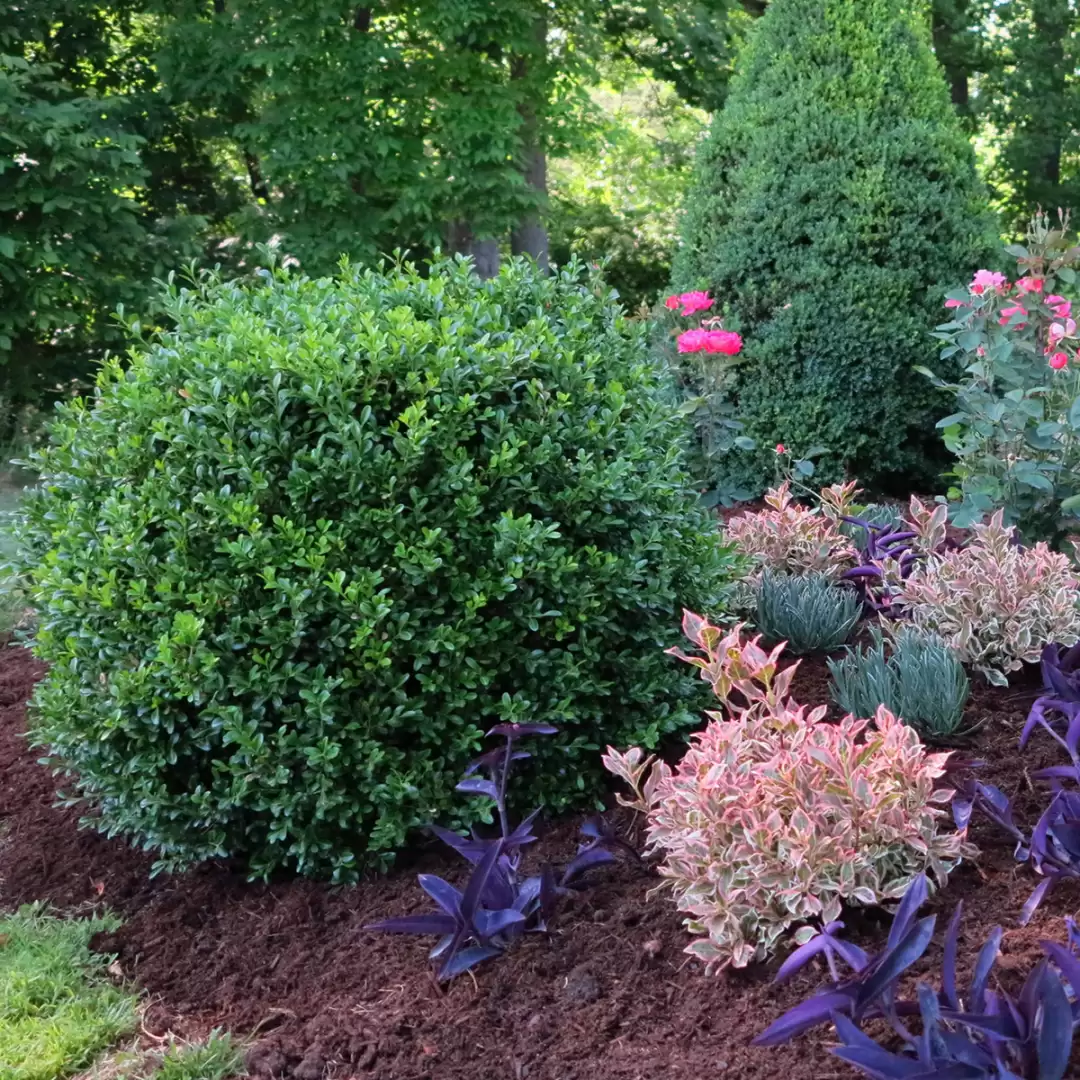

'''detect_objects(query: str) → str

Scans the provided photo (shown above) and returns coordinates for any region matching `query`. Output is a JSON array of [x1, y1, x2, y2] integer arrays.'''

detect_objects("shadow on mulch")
[[0, 641, 1077, 1080]]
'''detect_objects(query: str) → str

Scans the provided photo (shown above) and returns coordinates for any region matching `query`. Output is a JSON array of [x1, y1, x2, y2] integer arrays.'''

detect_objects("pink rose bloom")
[[1046, 295, 1072, 318], [998, 304, 1027, 328], [665, 295, 680, 311], [969, 270, 1008, 295], [1049, 351, 1069, 370], [1050, 319, 1077, 342], [1016, 277, 1045, 294], [775, 443, 786, 455], [678, 291, 713, 317], [703, 330, 743, 355], [944, 298, 967, 309], [676, 329, 710, 353], [976, 346, 987, 357]]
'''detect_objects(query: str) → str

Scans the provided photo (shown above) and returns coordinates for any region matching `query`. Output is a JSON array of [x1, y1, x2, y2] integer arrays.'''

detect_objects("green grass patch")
[[0, 905, 138, 1080], [151, 1032, 245, 1080]]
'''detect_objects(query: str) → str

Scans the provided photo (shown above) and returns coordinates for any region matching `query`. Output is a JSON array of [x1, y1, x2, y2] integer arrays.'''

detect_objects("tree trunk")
[[447, 222, 500, 279], [510, 16, 549, 271], [243, 150, 269, 200], [931, 0, 971, 120], [511, 148, 549, 271], [1031, 0, 1067, 190]]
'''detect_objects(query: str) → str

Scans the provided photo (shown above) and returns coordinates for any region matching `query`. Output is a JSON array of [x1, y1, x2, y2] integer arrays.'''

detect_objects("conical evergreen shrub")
[[673, 0, 996, 493]]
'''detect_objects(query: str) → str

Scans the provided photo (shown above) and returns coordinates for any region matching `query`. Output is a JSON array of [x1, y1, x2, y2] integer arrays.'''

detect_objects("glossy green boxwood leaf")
[[16, 255, 743, 881]]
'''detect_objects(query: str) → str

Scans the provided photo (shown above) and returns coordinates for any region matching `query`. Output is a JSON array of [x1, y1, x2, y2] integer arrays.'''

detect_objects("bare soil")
[[0, 641, 1076, 1080]]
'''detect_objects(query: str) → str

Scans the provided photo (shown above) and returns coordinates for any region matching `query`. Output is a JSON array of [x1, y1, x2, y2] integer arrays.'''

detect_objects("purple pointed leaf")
[[943, 902, 963, 1010], [504, 808, 541, 851], [1022, 700, 1052, 748], [1031, 801, 1056, 869], [472, 907, 527, 940], [752, 990, 855, 1046], [480, 859, 516, 912], [879, 531, 917, 546], [1051, 821, 1080, 860], [938, 1030, 997, 1069], [1018, 876, 1053, 926], [428, 825, 490, 865], [437, 943, 502, 981], [430, 932, 454, 959], [943, 1011, 1021, 1040], [916, 981, 946, 1064], [1043, 645, 1080, 703], [775, 934, 832, 984], [418, 874, 463, 919], [887, 875, 929, 949], [1067, 916, 1080, 953], [979, 782, 1013, 817], [365, 913, 457, 936], [1020, 958, 1046, 1034], [1066, 712, 1080, 758], [829, 1045, 926, 1078], [1042, 940, 1080, 1000], [833, 938, 871, 974], [969, 927, 1003, 1008], [1062, 641, 1080, 673], [460, 841, 503, 924], [909, 1065, 990, 1079], [579, 816, 606, 840], [842, 566, 885, 580], [485, 723, 558, 738], [561, 846, 616, 886], [466, 747, 505, 774], [858, 915, 936, 1011], [456, 776, 499, 800], [832, 1013, 883, 1054], [1036, 965, 1074, 1080], [1032, 765, 1080, 784], [513, 875, 543, 913]]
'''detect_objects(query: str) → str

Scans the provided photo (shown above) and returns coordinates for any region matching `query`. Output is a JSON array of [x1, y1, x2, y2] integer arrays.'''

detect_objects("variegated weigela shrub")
[[603, 611, 971, 971], [725, 481, 858, 581], [893, 510, 1080, 685]]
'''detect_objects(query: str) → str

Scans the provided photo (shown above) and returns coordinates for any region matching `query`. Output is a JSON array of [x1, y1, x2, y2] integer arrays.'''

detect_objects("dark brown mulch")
[[1, 641, 1077, 1080]]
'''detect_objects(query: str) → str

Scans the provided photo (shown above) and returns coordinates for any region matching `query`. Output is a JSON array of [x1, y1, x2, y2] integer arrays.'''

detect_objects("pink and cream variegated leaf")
[[603, 614, 976, 974], [894, 512, 1080, 683], [726, 485, 858, 583]]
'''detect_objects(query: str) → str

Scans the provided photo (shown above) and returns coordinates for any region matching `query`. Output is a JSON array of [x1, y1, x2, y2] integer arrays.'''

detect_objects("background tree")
[[672, 0, 997, 494], [153, 0, 611, 278], [978, 0, 1080, 231], [0, 2, 242, 426]]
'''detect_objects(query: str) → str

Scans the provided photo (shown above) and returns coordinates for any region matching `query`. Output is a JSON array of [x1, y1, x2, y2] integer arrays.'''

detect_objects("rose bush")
[[924, 212, 1080, 543], [659, 291, 753, 504]]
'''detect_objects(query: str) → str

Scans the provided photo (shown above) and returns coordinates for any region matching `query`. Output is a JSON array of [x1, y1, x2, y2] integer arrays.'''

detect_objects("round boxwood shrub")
[[672, 0, 997, 494], [18, 255, 740, 880]]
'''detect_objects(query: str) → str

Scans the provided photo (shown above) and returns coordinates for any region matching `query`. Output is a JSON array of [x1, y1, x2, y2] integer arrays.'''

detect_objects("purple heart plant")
[[754, 874, 1080, 1079], [366, 723, 638, 980]]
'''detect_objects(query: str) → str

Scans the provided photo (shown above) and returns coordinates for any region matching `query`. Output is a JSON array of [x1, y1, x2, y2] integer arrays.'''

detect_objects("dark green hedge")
[[672, 0, 997, 493], [18, 256, 741, 880]]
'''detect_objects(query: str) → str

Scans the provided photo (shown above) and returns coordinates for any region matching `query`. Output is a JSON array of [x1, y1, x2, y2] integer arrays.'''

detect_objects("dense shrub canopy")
[[18, 256, 739, 880], [672, 0, 997, 493]]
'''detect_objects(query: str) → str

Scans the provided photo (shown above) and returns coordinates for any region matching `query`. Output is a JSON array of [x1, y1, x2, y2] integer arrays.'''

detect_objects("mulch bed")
[[1, 642, 1078, 1079]]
